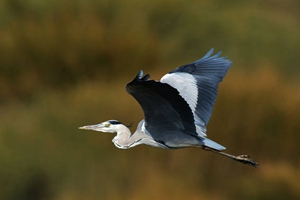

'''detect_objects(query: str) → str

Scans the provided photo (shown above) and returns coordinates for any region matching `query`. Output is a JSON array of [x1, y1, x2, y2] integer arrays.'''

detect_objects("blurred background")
[[1, 0, 300, 199]]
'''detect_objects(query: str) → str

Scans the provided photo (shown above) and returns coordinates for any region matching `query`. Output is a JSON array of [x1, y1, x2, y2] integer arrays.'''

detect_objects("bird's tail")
[[201, 138, 226, 151]]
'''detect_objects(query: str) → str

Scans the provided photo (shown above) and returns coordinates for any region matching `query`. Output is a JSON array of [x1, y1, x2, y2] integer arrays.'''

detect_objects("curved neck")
[[112, 125, 139, 149]]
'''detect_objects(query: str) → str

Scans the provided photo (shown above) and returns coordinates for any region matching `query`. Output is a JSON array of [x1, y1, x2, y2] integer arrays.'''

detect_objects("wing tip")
[[130, 70, 151, 82], [203, 48, 214, 59], [126, 70, 151, 93], [194, 48, 231, 66], [134, 70, 143, 81]]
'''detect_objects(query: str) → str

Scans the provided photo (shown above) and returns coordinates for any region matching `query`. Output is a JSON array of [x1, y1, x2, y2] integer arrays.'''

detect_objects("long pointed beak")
[[78, 125, 99, 130]]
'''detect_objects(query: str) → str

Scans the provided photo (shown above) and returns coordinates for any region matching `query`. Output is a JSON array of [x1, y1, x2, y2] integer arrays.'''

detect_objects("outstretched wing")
[[161, 48, 232, 136], [126, 71, 197, 137]]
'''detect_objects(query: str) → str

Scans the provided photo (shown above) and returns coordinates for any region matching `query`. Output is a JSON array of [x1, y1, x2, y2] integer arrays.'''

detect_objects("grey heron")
[[79, 49, 258, 167]]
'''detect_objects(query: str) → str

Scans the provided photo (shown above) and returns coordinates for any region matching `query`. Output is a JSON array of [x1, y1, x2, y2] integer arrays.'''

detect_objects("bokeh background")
[[1, 0, 300, 199]]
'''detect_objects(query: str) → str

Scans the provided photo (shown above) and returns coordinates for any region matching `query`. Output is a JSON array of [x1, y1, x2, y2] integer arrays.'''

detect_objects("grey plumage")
[[79, 49, 258, 167]]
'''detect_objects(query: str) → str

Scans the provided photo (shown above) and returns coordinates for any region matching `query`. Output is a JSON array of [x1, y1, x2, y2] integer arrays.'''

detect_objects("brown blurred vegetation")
[[0, 0, 300, 199]]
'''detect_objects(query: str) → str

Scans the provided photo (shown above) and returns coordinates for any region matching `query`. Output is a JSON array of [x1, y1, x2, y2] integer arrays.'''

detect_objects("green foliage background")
[[0, 0, 300, 199]]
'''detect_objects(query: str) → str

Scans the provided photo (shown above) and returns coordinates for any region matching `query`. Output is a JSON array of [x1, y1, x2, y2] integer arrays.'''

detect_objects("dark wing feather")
[[126, 71, 196, 136], [169, 48, 231, 128]]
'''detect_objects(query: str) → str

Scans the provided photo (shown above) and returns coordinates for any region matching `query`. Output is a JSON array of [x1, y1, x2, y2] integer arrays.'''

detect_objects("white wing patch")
[[161, 73, 197, 112], [161, 73, 207, 137]]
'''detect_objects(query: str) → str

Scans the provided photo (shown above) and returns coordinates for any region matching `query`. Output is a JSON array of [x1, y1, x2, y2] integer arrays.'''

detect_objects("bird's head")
[[78, 120, 127, 133]]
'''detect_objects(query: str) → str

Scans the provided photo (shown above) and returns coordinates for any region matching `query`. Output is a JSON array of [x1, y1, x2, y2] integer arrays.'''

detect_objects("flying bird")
[[79, 49, 258, 167]]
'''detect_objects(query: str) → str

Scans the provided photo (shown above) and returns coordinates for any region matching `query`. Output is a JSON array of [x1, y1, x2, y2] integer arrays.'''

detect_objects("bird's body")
[[79, 49, 258, 167]]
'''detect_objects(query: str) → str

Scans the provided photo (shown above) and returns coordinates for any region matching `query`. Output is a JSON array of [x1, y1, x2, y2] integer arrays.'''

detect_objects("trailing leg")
[[203, 146, 259, 168]]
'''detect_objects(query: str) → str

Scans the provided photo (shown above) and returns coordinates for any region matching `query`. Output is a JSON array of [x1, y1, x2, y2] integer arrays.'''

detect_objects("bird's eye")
[[103, 123, 110, 127]]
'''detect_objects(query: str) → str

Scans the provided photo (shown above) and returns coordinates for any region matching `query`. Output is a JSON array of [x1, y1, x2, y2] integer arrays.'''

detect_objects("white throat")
[[112, 125, 133, 149]]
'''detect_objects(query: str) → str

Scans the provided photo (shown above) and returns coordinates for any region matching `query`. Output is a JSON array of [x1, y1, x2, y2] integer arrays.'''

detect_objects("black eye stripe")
[[108, 120, 122, 125]]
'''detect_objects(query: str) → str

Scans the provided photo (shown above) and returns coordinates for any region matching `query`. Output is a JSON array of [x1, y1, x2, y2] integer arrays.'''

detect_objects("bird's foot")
[[234, 155, 259, 168]]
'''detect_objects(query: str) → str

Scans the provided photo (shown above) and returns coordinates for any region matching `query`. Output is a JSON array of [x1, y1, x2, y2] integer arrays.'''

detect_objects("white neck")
[[112, 125, 139, 149]]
